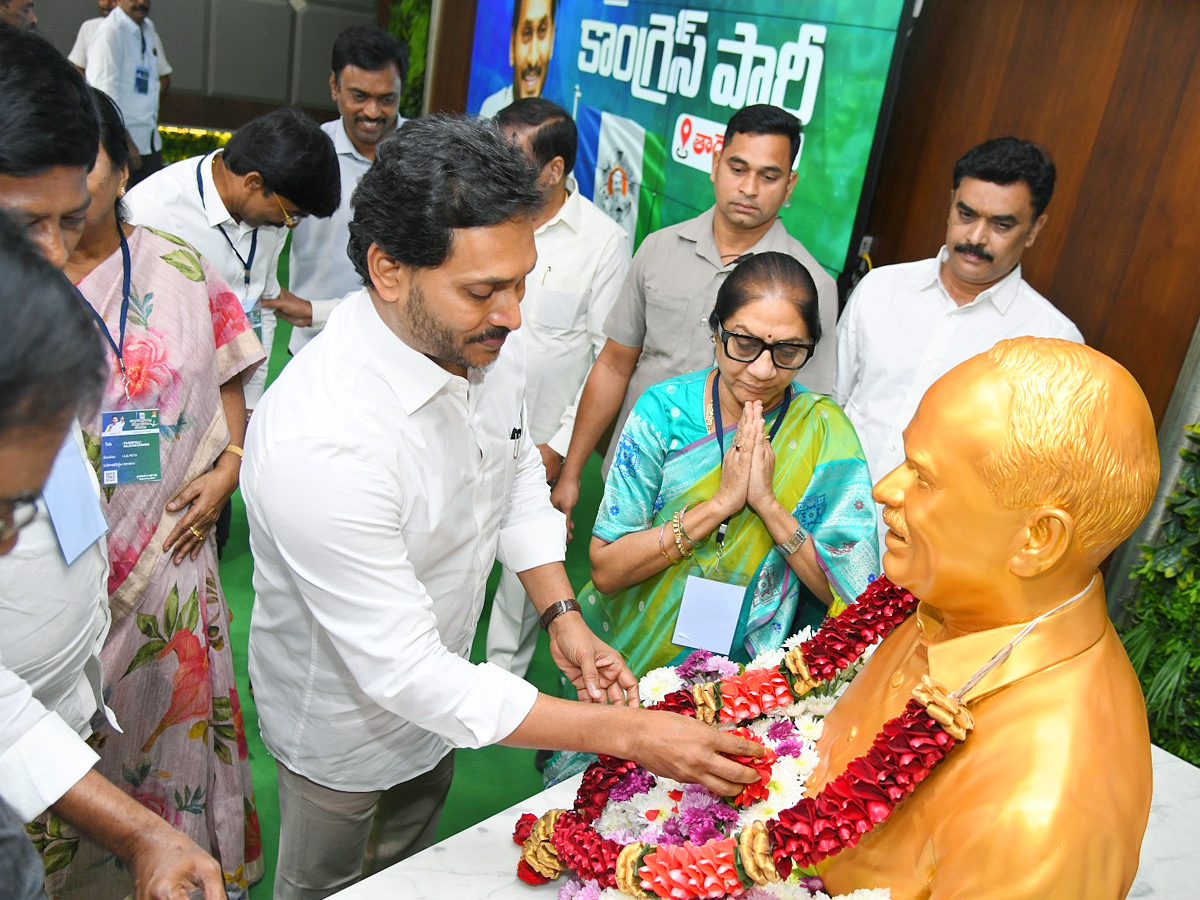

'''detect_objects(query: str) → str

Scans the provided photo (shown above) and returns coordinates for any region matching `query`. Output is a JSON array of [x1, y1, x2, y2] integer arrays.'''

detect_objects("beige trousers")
[[273, 751, 455, 900]]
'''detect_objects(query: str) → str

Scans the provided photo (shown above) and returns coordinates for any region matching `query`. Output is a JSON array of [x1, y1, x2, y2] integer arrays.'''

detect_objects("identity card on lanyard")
[[196, 156, 262, 338], [92, 229, 163, 486], [673, 373, 794, 655]]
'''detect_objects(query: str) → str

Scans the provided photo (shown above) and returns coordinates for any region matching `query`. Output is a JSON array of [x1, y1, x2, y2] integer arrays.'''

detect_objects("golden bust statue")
[[812, 337, 1160, 899]]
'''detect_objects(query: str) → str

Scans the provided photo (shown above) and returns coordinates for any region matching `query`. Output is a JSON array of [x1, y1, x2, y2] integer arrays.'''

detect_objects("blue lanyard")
[[85, 226, 134, 396], [710, 371, 793, 552], [195, 155, 257, 288]]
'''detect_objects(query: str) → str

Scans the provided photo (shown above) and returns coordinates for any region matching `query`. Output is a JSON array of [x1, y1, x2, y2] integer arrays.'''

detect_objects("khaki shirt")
[[811, 584, 1152, 899], [601, 207, 837, 472]]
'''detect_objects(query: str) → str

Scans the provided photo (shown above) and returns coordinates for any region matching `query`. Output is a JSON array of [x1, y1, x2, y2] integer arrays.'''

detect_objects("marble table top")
[[331, 744, 1199, 899]]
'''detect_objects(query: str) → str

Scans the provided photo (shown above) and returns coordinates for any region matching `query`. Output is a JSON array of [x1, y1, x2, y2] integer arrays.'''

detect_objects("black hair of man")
[[495, 97, 576, 173], [953, 136, 1056, 218], [725, 104, 801, 166], [511, 0, 557, 31], [223, 108, 341, 219], [0, 25, 99, 176], [347, 114, 541, 281], [0, 210, 105, 432], [331, 25, 410, 85]]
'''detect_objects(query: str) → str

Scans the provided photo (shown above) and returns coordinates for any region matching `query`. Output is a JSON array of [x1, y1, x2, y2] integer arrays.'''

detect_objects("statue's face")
[[873, 357, 1030, 608]]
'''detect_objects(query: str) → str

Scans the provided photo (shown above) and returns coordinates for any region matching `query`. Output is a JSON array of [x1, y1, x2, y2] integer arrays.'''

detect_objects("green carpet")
[[222, 318, 606, 896]]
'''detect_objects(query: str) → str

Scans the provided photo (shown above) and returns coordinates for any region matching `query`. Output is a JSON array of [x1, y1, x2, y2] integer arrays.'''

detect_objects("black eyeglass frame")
[[718, 326, 815, 370]]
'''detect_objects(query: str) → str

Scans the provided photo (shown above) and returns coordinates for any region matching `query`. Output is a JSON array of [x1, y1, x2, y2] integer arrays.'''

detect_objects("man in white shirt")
[[834, 136, 1084, 534], [485, 98, 631, 678], [477, 0, 556, 117], [70, 0, 172, 95], [125, 108, 341, 408], [243, 114, 763, 900], [552, 104, 838, 532], [0, 28, 223, 897], [269, 25, 408, 355], [84, 0, 167, 187]]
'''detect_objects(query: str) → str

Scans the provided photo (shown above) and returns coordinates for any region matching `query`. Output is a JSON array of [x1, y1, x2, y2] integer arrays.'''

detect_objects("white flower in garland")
[[737, 754, 810, 828], [638, 665, 684, 705], [781, 626, 814, 650], [792, 712, 824, 742], [747, 647, 786, 671]]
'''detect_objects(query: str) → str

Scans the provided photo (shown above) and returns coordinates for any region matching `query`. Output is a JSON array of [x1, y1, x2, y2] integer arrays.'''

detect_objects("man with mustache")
[[83, 0, 168, 186], [478, 0, 556, 117], [833, 137, 1082, 540], [271, 25, 408, 355], [70, 0, 172, 100], [552, 104, 838, 534], [242, 115, 763, 900]]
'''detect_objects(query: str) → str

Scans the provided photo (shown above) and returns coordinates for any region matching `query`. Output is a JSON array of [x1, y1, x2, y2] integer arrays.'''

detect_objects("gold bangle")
[[672, 511, 694, 559], [658, 523, 675, 563], [223, 444, 244, 459], [677, 501, 704, 547]]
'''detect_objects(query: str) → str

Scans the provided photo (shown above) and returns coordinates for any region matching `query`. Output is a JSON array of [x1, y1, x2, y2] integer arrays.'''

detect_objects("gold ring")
[[189, 525, 206, 542]]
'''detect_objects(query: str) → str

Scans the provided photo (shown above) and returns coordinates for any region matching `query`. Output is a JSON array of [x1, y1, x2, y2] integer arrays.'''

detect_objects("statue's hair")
[[978, 337, 1159, 559]]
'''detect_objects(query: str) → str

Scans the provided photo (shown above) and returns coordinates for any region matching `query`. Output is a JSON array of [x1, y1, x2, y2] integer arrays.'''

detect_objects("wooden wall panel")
[[427, 0, 477, 113], [863, 0, 1200, 424]]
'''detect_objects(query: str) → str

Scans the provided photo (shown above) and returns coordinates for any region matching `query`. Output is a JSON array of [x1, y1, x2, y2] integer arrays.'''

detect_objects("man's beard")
[[402, 281, 508, 369]]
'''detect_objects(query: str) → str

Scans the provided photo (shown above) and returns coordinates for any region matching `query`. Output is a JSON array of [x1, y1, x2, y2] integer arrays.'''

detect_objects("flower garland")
[[515, 576, 974, 898]]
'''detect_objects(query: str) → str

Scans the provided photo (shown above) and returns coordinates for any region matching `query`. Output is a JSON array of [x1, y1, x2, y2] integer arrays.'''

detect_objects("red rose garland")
[[516, 576, 965, 898]]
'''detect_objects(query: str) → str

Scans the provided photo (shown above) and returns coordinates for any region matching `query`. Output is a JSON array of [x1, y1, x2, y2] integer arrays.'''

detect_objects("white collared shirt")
[[243, 290, 560, 790], [0, 429, 110, 820], [70, 16, 172, 76], [286, 117, 404, 354], [834, 247, 1084, 489], [84, 7, 162, 154], [524, 184, 631, 455], [125, 151, 287, 405], [478, 84, 514, 118]]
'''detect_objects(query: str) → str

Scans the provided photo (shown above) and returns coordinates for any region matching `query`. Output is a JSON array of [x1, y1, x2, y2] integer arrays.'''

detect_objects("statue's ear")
[[1010, 507, 1074, 577]]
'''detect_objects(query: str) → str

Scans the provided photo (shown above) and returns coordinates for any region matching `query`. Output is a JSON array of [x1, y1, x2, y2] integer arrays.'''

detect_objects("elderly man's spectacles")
[[0, 496, 39, 543], [719, 326, 814, 370]]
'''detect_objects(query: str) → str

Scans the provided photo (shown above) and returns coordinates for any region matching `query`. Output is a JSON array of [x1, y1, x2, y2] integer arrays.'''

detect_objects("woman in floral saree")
[[581, 253, 879, 680], [34, 89, 265, 900]]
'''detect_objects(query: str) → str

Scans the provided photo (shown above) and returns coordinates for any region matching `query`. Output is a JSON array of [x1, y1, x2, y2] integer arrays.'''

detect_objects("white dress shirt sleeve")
[[252, 438, 539, 748], [832, 285, 864, 407], [548, 231, 632, 457], [308, 292, 353, 330], [154, 31, 172, 77], [0, 654, 98, 821]]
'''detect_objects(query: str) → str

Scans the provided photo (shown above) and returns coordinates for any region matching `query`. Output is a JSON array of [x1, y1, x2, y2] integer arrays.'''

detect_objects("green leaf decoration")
[[136, 613, 164, 641], [143, 225, 190, 247], [42, 838, 79, 875], [183, 589, 200, 633], [124, 639, 166, 676], [213, 724, 237, 741], [211, 695, 233, 720], [213, 740, 233, 766], [160, 248, 205, 282], [164, 587, 180, 634]]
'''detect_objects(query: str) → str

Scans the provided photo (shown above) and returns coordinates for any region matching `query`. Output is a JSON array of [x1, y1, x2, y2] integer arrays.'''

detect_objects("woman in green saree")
[[580, 252, 879, 680]]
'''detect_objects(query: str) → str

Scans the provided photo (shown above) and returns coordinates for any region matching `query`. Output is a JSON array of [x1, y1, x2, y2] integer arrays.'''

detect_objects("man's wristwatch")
[[539, 598, 582, 631], [775, 523, 809, 556]]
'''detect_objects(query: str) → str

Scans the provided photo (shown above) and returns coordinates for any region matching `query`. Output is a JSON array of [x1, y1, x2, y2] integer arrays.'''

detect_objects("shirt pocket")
[[642, 290, 690, 360], [531, 271, 587, 331]]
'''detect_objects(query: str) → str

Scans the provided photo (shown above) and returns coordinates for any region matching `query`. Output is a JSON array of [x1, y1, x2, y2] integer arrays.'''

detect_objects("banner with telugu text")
[[468, 0, 908, 278]]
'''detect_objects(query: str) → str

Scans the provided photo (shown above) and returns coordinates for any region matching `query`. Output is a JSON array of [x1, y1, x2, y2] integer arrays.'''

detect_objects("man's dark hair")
[[347, 114, 541, 280], [495, 98, 576, 172], [708, 251, 821, 348], [953, 137, 1056, 218], [725, 104, 801, 166], [0, 25, 99, 176], [331, 25, 409, 84], [0, 211, 105, 432], [223, 108, 341, 218], [511, 0, 558, 31]]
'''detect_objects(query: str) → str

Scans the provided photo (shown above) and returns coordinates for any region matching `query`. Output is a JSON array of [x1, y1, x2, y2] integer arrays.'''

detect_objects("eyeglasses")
[[718, 326, 814, 370], [0, 496, 39, 543], [272, 193, 303, 229]]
